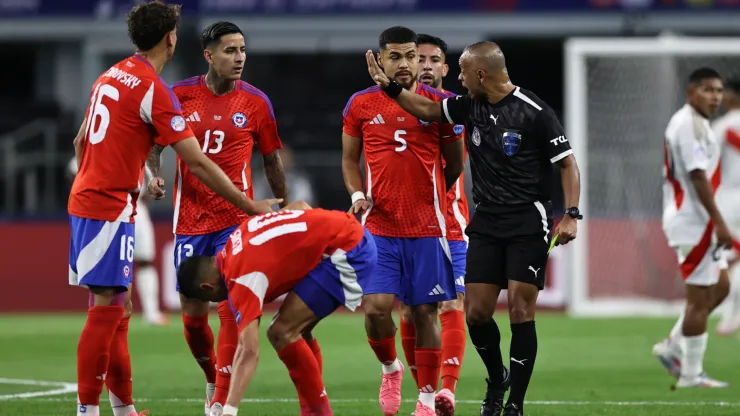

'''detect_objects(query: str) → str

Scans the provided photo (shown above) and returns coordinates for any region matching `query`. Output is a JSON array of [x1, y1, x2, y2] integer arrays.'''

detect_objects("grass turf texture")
[[1, 312, 738, 415]]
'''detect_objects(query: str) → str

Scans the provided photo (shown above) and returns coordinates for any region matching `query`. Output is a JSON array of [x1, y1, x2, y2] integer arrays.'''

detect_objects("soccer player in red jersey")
[[176, 203, 377, 416], [396, 34, 469, 416], [145, 21, 287, 416], [341, 27, 465, 416], [68, 4, 279, 416]]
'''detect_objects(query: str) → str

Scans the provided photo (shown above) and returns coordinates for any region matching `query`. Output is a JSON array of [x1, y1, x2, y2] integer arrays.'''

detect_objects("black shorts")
[[465, 202, 554, 290]]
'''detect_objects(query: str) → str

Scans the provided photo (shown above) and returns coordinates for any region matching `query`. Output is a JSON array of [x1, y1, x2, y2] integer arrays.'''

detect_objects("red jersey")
[[69, 55, 194, 222], [342, 84, 463, 238], [171, 76, 283, 235], [440, 89, 470, 242], [218, 209, 364, 330]]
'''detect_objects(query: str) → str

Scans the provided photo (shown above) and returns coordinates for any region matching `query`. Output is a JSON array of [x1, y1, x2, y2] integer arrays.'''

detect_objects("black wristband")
[[383, 80, 403, 99]]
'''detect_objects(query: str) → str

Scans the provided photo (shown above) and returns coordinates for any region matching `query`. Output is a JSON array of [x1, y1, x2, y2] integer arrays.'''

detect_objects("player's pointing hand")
[[251, 198, 283, 214], [147, 177, 166, 200], [366, 50, 390, 88]]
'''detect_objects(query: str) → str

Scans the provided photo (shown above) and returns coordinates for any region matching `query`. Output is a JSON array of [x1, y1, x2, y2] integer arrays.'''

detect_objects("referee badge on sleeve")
[[502, 131, 522, 156], [471, 127, 481, 146]]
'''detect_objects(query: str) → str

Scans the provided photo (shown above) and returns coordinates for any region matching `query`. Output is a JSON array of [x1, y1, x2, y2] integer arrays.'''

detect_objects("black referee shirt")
[[440, 86, 572, 209]]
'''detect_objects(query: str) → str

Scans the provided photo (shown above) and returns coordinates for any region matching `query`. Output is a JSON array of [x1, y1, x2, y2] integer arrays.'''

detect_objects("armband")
[[351, 191, 366, 204], [383, 80, 403, 99]]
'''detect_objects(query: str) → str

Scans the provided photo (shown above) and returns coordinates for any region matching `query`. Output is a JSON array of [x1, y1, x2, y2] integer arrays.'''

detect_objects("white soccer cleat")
[[204, 383, 216, 416], [676, 372, 729, 388], [652, 338, 681, 379], [209, 402, 224, 416]]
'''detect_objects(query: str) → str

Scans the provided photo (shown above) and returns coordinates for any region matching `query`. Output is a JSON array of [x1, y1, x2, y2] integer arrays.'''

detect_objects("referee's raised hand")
[[366, 50, 390, 88], [554, 216, 578, 245]]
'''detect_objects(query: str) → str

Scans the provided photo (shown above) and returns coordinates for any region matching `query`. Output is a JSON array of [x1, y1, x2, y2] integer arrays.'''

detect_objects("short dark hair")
[[127, 1, 181, 52], [689, 67, 722, 85], [201, 21, 243, 50], [417, 34, 447, 55], [176, 255, 212, 300], [725, 78, 740, 93], [378, 26, 417, 50]]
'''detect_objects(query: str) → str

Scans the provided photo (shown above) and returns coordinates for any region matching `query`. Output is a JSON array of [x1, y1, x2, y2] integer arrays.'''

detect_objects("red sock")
[[77, 306, 125, 405], [106, 316, 133, 406], [440, 310, 466, 392], [182, 314, 217, 383], [400, 319, 418, 384], [415, 347, 442, 393], [307, 338, 323, 375], [212, 301, 238, 406], [367, 332, 397, 365], [277, 339, 329, 408]]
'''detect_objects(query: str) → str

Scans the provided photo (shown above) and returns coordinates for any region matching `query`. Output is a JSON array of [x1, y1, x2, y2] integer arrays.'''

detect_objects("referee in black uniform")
[[366, 41, 581, 416]]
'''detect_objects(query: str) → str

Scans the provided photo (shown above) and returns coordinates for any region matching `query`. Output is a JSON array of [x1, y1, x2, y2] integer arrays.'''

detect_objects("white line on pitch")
[[0, 378, 78, 401], [0, 378, 71, 387], [23, 397, 740, 406]]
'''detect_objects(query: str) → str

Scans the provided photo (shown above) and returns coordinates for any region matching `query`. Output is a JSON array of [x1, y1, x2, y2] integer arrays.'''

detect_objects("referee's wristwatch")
[[565, 207, 583, 220]]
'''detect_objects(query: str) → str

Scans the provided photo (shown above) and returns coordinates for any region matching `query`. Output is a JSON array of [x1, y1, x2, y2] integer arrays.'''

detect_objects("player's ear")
[[442, 63, 449, 78], [166, 30, 176, 48]]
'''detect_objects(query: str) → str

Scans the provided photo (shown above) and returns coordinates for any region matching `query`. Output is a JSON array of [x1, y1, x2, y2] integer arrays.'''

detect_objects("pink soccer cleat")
[[434, 388, 455, 416], [414, 400, 435, 416], [379, 360, 405, 415], [128, 411, 149, 416]]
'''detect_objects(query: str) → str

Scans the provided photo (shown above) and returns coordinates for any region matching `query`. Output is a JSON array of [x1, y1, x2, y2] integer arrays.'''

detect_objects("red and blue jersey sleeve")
[[239, 82, 283, 155], [150, 78, 194, 147]]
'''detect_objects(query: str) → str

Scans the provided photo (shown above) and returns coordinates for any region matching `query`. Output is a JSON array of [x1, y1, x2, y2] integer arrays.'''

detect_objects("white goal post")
[[564, 36, 740, 317]]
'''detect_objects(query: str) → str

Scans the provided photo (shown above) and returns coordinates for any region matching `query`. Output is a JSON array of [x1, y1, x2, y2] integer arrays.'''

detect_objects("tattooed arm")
[[145, 144, 166, 200], [262, 150, 288, 208]]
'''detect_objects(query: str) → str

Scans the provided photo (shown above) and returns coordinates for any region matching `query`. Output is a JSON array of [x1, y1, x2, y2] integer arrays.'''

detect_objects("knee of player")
[[410, 303, 438, 325], [507, 306, 534, 324], [363, 298, 394, 322], [439, 297, 464, 314], [266, 320, 298, 350], [399, 304, 413, 323]]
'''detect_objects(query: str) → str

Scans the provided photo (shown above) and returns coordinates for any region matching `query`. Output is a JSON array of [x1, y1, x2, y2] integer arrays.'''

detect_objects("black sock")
[[508, 320, 537, 409], [467, 318, 505, 384]]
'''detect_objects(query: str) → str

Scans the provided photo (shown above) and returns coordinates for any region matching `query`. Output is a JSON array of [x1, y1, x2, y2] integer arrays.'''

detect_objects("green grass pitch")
[[1, 312, 739, 415]]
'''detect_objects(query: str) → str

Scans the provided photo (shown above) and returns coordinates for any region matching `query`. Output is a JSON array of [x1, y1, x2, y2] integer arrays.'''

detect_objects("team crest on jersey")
[[453, 125, 464, 135], [471, 127, 481, 146], [123, 265, 130, 278], [232, 112, 247, 128], [170, 115, 186, 132], [501, 131, 522, 156]]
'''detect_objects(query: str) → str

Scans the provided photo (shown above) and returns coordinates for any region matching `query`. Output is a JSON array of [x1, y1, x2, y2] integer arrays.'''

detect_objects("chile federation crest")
[[501, 131, 522, 156]]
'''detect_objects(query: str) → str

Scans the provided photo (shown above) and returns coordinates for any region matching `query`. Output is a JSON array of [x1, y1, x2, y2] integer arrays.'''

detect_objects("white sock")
[[418, 392, 435, 409], [667, 307, 685, 354], [109, 390, 136, 416], [381, 358, 402, 374], [680, 332, 708, 380], [136, 265, 161, 321], [77, 404, 100, 416]]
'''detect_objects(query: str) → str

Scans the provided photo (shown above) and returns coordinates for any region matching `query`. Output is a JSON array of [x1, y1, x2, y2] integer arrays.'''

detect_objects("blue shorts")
[[294, 228, 377, 319], [449, 240, 467, 295], [365, 235, 456, 306], [68, 215, 135, 292], [175, 225, 239, 291]]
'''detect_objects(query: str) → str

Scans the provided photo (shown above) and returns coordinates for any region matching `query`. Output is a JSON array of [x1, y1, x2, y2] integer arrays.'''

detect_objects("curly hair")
[[127, 1, 181, 51]]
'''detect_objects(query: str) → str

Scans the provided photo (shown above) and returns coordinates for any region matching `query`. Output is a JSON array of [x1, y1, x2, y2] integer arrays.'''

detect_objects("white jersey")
[[714, 109, 740, 192], [662, 104, 722, 247]]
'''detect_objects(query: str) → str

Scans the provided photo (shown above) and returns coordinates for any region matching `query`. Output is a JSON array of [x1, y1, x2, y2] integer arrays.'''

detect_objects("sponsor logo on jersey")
[[232, 112, 247, 128], [502, 131, 522, 156], [170, 115, 186, 132], [453, 124, 464, 135]]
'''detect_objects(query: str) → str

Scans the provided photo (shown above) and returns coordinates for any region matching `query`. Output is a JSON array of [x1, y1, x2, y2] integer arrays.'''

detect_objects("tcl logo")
[[550, 135, 568, 145]]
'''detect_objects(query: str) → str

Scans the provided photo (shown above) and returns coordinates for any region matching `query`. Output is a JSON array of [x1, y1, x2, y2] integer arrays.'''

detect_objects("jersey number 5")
[[394, 130, 407, 152], [86, 84, 120, 144], [203, 129, 225, 154], [247, 210, 308, 246]]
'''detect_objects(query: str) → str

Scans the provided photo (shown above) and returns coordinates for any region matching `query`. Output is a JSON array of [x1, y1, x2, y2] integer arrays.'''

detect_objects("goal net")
[[564, 36, 740, 317]]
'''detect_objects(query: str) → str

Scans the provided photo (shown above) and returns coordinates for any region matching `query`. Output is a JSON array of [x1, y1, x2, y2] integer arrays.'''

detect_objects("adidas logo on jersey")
[[218, 365, 232, 374], [428, 284, 445, 296], [455, 276, 465, 287], [443, 357, 461, 366], [186, 112, 201, 122], [369, 114, 385, 125]]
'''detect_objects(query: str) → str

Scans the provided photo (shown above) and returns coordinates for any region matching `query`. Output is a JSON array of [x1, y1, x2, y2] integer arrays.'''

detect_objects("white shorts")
[[134, 204, 155, 262], [676, 244, 728, 287]]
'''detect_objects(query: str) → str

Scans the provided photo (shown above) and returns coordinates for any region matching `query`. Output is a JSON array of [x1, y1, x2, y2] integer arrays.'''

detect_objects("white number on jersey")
[[203, 130, 225, 154], [86, 84, 120, 144], [246, 210, 308, 245], [177, 243, 194, 266], [119, 235, 134, 262], [394, 130, 407, 152]]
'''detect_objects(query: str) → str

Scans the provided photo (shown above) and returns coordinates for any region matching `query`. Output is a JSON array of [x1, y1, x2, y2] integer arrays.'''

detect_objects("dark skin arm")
[[553, 154, 581, 244], [262, 150, 289, 208], [441, 139, 465, 191]]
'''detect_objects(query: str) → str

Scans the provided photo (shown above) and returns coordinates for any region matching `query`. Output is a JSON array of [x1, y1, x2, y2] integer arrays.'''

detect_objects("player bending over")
[[68, 4, 278, 416], [176, 204, 376, 416], [396, 33, 468, 416], [712, 78, 740, 336], [146, 21, 287, 415], [342, 26, 465, 416], [654, 67, 730, 388]]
